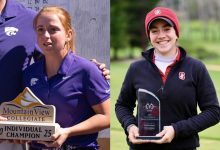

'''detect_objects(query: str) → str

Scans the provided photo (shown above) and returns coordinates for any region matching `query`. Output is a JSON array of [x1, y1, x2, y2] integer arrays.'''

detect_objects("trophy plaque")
[[0, 87, 60, 141], [136, 89, 161, 140]]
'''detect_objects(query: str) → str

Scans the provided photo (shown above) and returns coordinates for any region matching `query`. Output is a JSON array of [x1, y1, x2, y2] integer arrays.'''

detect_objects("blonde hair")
[[33, 6, 76, 52]]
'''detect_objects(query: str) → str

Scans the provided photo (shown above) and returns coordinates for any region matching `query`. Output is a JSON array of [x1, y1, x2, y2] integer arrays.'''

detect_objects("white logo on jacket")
[[5, 27, 19, 36], [179, 72, 185, 80], [30, 78, 39, 86]]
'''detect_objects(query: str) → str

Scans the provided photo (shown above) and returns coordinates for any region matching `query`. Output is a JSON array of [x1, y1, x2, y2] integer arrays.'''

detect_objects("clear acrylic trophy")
[[136, 88, 161, 140]]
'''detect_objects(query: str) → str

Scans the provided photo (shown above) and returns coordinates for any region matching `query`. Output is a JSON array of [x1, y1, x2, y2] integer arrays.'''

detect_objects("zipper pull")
[[157, 85, 164, 93], [161, 85, 164, 94]]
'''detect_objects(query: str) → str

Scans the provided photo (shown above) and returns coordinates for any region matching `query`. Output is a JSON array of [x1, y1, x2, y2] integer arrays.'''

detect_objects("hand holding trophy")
[[0, 87, 60, 141]]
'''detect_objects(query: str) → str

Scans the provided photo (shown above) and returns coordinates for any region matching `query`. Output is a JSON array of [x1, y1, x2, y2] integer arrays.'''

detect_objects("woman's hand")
[[91, 59, 110, 80], [128, 125, 150, 144], [150, 126, 175, 144], [38, 127, 70, 148]]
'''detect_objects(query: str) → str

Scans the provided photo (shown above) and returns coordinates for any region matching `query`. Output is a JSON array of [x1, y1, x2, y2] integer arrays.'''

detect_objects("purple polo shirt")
[[22, 51, 110, 148], [0, 0, 37, 102]]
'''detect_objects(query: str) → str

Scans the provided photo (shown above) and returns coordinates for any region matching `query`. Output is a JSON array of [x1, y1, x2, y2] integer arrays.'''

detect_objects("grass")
[[111, 130, 220, 150], [110, 60, 220, 149]]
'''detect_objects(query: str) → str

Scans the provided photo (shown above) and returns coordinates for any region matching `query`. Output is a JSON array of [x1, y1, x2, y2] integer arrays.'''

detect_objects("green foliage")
[[181, 20, 220, 42], [110, 47, 142, 60], [186, 1, 199, 19], [179, 39, 219, 61], [111, 1, 129, 50], [178, 20, 220, 62], [126, 0, 158, 48], [192, 47, 218, 60], [111, 0, 159, 60]]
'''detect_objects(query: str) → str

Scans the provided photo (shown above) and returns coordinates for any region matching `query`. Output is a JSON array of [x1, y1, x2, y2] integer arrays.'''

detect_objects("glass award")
[[136, 88, 161, 140], [0, 87, 60, 141]]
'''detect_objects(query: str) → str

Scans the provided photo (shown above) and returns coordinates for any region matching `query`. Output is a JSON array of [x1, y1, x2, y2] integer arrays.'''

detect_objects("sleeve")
[[23, 45, 43, 70], [115, 63, 138, 135], [32, 45, 43, 63], [85, 63, 110, 106], [172, 62, 220, 138]]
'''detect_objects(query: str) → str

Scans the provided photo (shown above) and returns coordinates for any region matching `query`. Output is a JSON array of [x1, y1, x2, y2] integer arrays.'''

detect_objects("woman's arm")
[[41, 99, 110, 148], [172, 63, 220, 138], [115, 63, 137, 134], [66, 99, 110, 135]]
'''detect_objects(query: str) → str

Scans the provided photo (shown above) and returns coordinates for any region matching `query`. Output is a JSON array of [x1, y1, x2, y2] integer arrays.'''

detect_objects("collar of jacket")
[[141, 46, 187, 63]]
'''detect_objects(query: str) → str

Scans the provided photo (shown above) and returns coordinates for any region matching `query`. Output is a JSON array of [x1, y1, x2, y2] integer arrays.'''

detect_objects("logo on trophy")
[[136, 88, 161, 140], [0, 87, 60, 141]]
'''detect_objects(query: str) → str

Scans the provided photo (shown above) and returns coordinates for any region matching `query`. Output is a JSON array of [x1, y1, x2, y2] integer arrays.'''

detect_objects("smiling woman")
[[115, 6, 220, 150], [148, 19, 178, 58]]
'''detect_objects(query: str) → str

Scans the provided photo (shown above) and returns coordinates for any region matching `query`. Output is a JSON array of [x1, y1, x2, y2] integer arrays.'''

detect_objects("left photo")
[[0, 0, 110, 150]]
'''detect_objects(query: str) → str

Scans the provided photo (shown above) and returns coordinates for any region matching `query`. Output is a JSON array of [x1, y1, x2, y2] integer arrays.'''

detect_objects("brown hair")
[[33, 6, 76, 52]]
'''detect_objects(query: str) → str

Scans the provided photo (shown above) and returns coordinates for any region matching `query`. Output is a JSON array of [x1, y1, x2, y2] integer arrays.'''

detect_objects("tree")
[[111, 0, 159, 60], [126, 0, 159, 49], [111, 0, 130, 60]]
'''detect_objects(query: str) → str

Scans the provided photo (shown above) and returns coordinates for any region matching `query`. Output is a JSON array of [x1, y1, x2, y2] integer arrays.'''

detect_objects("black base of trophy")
[[136, 136, 162, 140]]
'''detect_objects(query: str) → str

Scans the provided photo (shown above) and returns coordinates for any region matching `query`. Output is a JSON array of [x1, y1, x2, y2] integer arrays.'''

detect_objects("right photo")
[[111, 0, 220, 150]]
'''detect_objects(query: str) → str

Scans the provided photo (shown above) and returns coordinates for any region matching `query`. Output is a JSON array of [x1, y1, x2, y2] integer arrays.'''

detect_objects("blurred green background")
[[111, 0, 220, 149]]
